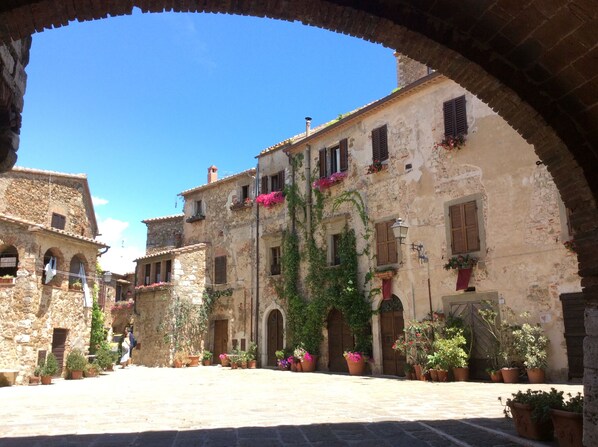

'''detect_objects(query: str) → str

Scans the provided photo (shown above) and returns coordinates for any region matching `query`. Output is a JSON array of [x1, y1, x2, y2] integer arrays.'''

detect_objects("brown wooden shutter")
[[464, 201, 480, 252], [379, 125, 388, 161], [261, 176, 269, 194], [278, 170, 285, 191], [443, 100, 455, 137], [215, 256, 227, 284], [449, 201, 479, 254], [319, 148, 327, 178], [449, 204, 466, 254], [386, 221, 398, 264], [372, 128, 381, 162], [455, 95, 468, 135], [376, 222, 389, 266], [51, 213, 66, 230], [339, 139, 348, 172]]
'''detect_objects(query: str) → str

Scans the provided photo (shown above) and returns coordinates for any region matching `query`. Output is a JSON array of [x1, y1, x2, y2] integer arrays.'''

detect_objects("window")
[[41, 249, 59, 285], [375, 221, 398, 266], [144, 264, 151, 286], [68, 255, 86, 289], [214, 256, 227, 284], [186, 200, 205, 222], [270, 246, 281, 276], [443, 95, 468, 137], [154, 261, 161, 283], [319, 139, 348, 178], [165, 259, 172, 282], [51, 213, 66, 230], [448, 200, 480, 254], [194, 200, 204, 217], [371, 125, 388, 163], [270, 170, 285, 192], [260, 176, 269, 194], [241, 185, 250, 201], [331, 234, 342, 266], [115, 284, 123, 302], [0, 245, 18, 277]]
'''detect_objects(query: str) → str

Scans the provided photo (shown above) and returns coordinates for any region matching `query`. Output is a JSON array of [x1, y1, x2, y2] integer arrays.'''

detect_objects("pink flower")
[[255, 191, 285, 208]]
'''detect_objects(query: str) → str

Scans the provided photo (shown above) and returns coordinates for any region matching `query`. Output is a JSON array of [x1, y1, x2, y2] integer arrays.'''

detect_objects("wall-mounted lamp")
[[102, 271, 112, 283], [390, 217, 409, 244]]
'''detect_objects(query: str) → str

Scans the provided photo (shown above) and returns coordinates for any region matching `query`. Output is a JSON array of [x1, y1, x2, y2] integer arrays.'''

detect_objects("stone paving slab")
[[0, 366, 582, 446]]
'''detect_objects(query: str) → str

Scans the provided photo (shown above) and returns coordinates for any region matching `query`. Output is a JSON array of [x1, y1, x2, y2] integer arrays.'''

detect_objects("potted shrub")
[[500, 388, 564, 441], [65, 349, 87, 379], [512, 314, 548, 383], [202, 350, 213, 366], [275, 350, 290, 370], [95, 345, 114, 371], [29, 366, 41, 385], [246, 342, 258, 369], [187, 352, 201, 367], [173, 351, 187, 368], [40, 353, 59, 385], [430, 330, 469, 381], [294, 344, 317, 372], [84, 361, 100, 377], [551, 392, 584, 447]]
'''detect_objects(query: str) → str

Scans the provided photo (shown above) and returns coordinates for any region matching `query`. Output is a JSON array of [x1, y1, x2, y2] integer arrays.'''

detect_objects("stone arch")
[[261, 302, 286, 367], [41, 246, 65, 287]]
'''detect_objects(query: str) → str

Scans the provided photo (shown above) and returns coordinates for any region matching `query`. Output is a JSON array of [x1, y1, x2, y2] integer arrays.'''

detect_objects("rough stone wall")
[[144, 217, 183, 255], [395, 53, 429, 90], [279, 76, 581, 379], [0, 170, 95, 238], [0, 37, 30, 172], [0, 221, 97, 384]]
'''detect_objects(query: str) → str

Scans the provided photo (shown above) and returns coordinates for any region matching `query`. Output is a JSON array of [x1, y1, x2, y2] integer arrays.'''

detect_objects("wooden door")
[[560, 292, 585, 379], [448, 300, 494, 380], [51, 328, 68, 374], [213, 319, 228, 364], [328, 308, 353, 373], [267, 309, 283, 366], [380, 296, 405, 376]]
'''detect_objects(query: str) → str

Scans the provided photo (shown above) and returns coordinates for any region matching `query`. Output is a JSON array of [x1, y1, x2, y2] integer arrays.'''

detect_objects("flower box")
[[312, 172, 347, 191], [0, 276, 15, 285], [255, 191, 285, 208], [230, 200, 253, 211], [374, 269, 396, 280], [186, 214, 205, 223], [366, 161, 388, 175], [435, 134, 466, 151]]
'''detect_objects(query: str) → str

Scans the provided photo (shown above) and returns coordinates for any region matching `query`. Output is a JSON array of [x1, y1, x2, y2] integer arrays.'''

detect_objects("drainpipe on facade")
[[304, 117, 312, 236], [254, 161, 260, 353]]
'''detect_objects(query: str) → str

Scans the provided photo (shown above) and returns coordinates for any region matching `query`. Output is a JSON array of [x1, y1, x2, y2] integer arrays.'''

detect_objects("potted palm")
[[513, 314, 548, 383], [65, 349, 87, 379], [40, 353, 59, 385], [551, 392, 584, 447]]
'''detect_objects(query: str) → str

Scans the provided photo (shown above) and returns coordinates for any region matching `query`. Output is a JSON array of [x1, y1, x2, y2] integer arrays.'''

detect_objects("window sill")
[[230, 202, 253, 211], [186, 215, 206, 223]]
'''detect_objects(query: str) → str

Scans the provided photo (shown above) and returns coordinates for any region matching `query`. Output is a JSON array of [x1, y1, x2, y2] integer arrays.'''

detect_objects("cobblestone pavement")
[[0, 366, 583, 446]]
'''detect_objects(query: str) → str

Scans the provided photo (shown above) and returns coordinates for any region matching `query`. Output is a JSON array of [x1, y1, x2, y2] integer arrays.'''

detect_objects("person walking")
[[120, 328, 131, 369], [128, 327, 137, 365]]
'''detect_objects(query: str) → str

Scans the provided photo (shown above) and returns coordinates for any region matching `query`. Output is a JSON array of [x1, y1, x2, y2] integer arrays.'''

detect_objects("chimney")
[[207, 165, 218, 184], [394, 52, 429, 90]]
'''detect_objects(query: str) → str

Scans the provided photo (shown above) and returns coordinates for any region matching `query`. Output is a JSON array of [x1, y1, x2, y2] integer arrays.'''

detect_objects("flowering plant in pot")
[[246, 342, 258, 368], [366, 160, 387, 174], [312, 171, 347, 191], [343, 351, 369, 376], [512, 313, 548, 383], [434, 134, 466, 151], [219, 353, 230, 367], [255, 191, 285, 208], [443, 254, 477, 270]]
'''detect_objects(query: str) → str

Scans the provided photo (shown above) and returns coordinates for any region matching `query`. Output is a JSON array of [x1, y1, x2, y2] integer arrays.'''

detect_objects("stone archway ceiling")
[[0, 0, 596, 200]]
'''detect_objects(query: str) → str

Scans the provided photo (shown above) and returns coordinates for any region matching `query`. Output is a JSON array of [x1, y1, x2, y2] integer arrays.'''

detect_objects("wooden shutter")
[[277, 170, 285, 191], [372, 128, 381, 162], [319, 148, 327, 178], [51, 213, 66, 230], [449, 200, 479, 254], [386, 221, 398, 264], [261, 176, 269, 194], [372, 125, 388, 162], [215, 256, 227, 284], [376, 222, 389, 266], [443, 100, 455, 137], [443, 95, 468, 137], [339, 138, 348, 172]]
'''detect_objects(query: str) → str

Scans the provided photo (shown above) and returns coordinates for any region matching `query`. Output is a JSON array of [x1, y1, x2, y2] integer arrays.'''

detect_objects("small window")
[[331, 234, 341, 266], [241, 185, 250, 201], [270, 246, 281, 276], [144, 264, 151, 286], [448, 200, 480, 254], [215, 256, 227, 284], [165, 259, 172, 282], [41, 249, 59, 286], [270, 170, 285, 192], [319, 139, 348, 178], [154, 261, 161, 283], [0, 245, 18, 277], [68, 255, 86, 290], [375, 221, 398, 266], [443, 95, 468, 137], [194, 200, 203, 217], [371, 125, 388, 163], [51, 213, 66, 230], [115, 284, 123, 302]]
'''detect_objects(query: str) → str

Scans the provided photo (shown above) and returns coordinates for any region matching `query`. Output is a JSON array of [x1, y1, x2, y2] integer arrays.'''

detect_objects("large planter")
[[173, 359, 184, 368], [301, 355, 318, 372], [526, 368, 545, 384], [41, 375, 52, 385], [436, 369, 449, 382], [551, 409, 583, 447], [414, 364, 423, 380], [501, 367, 519, 383], [489, 370, 503, 383], [248, 360, 257, 369], [187, 355, 200, 367], [69, 370, 83, 380], [346, 358, 366, 376], [509, 402, 554, 441], [429, 369, 438, 381], [453, 367, 469, 382]]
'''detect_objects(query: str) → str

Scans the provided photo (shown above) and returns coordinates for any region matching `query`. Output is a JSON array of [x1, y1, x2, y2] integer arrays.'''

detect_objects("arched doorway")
[[379, 295, 405, 376], [327, 308, 354, 373], [266, 309, 283, 366]]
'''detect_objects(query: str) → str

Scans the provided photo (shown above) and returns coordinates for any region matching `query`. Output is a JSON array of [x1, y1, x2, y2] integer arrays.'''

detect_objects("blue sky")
[[18, 9, 396, 273]]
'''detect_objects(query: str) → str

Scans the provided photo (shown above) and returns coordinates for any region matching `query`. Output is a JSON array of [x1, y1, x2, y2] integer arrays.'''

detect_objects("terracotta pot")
[[231, 362, 238, 369], [295, 361, 303, 372], [551, 409, 583, 447], [413, 364, 423, 380], [453, 367, 469, 382], [29, 376, 40, 385], [527, 368, 545, 384], [301, 355, 318, 372], [501, 367, 519, 383], [436, 369, 449, 382], [69, 370, 83, 380], [173, 359, 183, 368], [106, 364, 114, 371], [430, 369, 438, 381], [346, 358, 366, 376], [41, 375, 52, 385], [187, 355, 200, 367], [489, 370, 503, 383], [248, 360, 257, 369], [203, 359, 212, 366], [220, 357, 230, 367], [509, 402, 553, 441], [85, 368, 98, 378], [241, 361, 247, 369]]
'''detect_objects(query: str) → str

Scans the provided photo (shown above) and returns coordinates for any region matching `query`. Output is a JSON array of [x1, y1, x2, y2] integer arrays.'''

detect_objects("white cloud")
[[97, 218, 145, 274], [92, 196, 109, 206]]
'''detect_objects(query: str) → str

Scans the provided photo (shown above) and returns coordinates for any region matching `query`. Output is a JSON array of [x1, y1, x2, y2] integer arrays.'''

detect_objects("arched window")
[[41, 248, 62, 286], [68, 255, 88, 290], [0, 245, 18, 278]]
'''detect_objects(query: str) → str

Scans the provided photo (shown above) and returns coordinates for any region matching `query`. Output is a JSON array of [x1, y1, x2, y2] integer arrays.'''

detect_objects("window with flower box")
[[443, 95, 468, 138], [375, 220, 398, 266], [187, 200, 206, 223], [319, 139, 348, 178]]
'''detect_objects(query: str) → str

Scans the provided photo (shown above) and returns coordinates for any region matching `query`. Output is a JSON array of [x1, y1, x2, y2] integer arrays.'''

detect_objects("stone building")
[[136, 57, 581, 381], [0, 167, 107, 384]]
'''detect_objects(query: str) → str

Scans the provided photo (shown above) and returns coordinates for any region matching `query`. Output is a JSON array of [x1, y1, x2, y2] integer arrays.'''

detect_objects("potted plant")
[[202, 350, 213, 366], [95, 345, 114, 371], [70, 279, 83, 290], [500, 388, 563, 441], [40, 353, 59, 385], [512, 313, 548, 383], [84, 361, 100, 378], [343, 351, 368, 376], [551, 392, 584, 447], [29, 366, 41, 385], [65, 349, 87, 379], [173, 351, 187, 368], [219, 353, 230, 367], [294, 344, 317, 372], [0, 274, 15, 285], [275, 350, 290, 370], [430, 330, 469, 381], [246, 342, 258, 369]]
